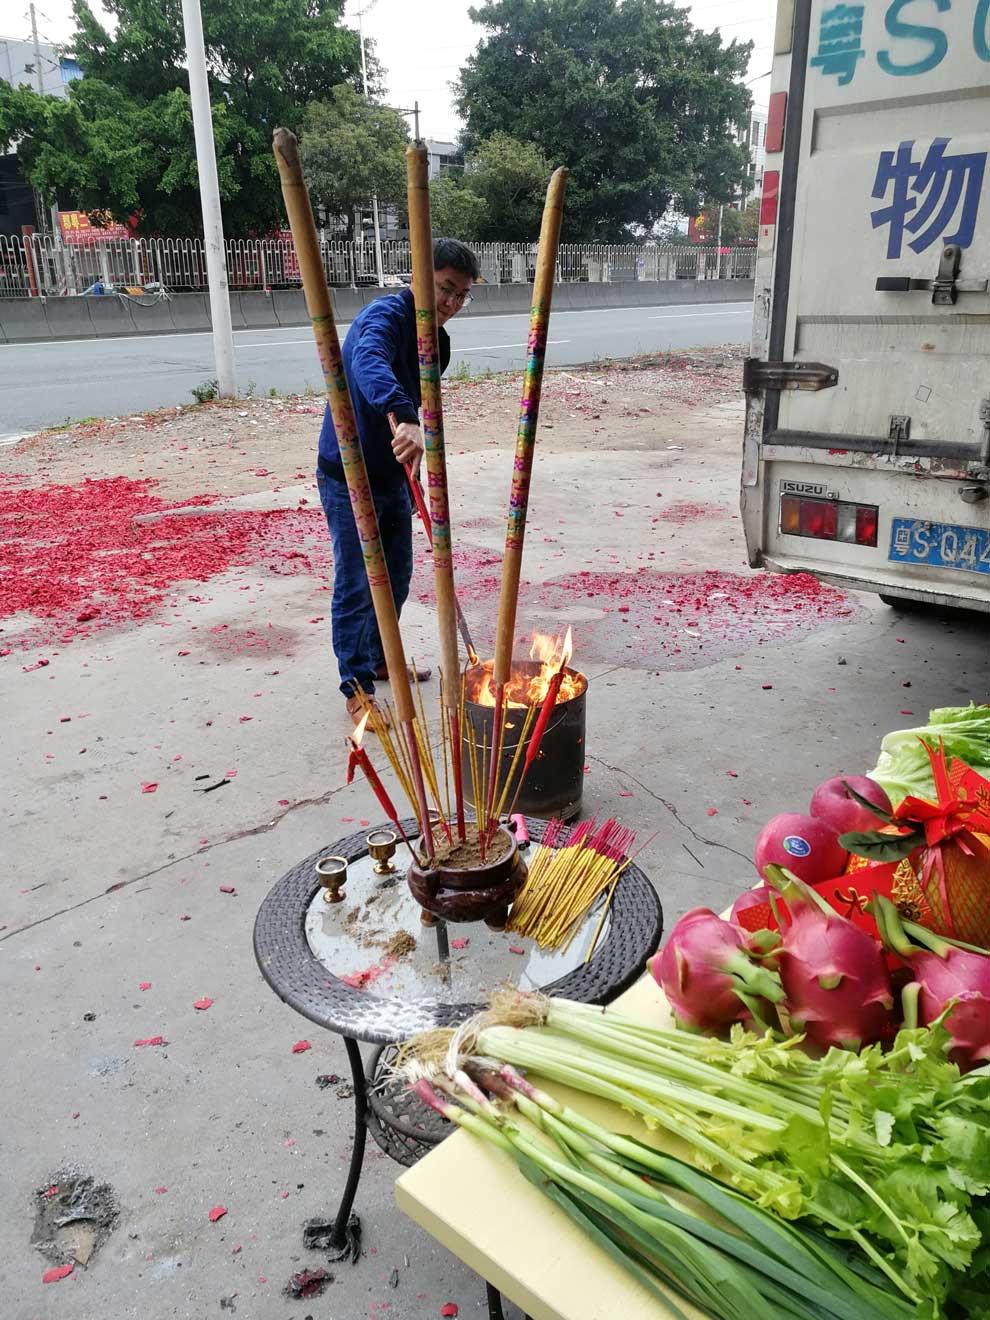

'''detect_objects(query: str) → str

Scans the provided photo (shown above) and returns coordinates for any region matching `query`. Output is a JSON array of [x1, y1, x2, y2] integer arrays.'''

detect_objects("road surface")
[[0, 300, 751, 437]]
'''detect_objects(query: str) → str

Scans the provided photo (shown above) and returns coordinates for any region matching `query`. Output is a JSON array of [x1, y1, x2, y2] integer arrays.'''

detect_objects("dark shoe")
[[374, 662, 432, 683]]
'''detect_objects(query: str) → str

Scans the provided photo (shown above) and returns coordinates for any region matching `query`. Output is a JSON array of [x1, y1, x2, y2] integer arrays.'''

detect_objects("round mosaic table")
[[253, 816, 663, 1278]]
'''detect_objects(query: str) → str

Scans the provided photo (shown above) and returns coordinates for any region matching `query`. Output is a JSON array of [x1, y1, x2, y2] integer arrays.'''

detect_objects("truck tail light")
[[766, 92, 786, 153], [780, 496, 879, 547], [760, 170, 779, 227], [855, 506, 879, 546]]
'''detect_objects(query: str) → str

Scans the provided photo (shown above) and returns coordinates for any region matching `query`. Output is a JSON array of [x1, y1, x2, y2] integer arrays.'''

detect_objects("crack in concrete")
[[586, 754, 751, 865], [1, 782, 349, 943]]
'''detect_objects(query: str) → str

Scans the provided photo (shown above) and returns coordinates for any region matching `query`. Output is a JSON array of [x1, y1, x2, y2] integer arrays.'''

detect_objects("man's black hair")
[[433, 237, 480, 281]]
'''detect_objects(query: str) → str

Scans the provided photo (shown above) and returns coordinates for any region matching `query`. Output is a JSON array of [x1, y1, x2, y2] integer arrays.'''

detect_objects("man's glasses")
[[436, 282, 473, 308]]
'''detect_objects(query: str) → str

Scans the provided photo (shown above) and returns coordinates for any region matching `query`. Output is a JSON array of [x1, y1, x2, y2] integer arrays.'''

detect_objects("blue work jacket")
[[317, 287, 451, 491]]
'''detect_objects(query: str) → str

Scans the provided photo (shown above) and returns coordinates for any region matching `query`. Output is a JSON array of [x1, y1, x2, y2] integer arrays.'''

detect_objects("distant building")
[[0, 36, 80, 98], [425, 139, 462, 180], [1, 34, 82, 236], [738, 107, 768, 206]]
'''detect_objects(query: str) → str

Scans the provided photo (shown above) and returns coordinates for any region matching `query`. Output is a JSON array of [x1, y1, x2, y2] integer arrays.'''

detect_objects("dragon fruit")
[[874, 895, 990, 1073], [762, 865, 895, 1052], [649, 907, 784, 1033]]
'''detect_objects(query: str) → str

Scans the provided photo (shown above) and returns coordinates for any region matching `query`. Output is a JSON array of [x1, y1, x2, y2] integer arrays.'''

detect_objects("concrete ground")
[[2, 348, 988, 1320]]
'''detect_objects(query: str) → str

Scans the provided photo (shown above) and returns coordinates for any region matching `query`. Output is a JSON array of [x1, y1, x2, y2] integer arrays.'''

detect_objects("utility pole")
[[356, 0, 385, 288], [180, 0, 236, 398], [28, 3, 53, 235]]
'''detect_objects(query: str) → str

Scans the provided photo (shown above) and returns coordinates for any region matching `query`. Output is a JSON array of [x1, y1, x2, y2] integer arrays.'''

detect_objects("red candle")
[[524, 669, 566, 774]]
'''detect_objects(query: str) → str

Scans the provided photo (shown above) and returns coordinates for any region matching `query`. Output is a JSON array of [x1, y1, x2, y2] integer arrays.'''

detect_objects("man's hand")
[[391, 421, 424, 472]]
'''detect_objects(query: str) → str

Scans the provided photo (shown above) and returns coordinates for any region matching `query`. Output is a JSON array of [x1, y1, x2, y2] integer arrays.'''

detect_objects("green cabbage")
[[870, 702, 990, 804]]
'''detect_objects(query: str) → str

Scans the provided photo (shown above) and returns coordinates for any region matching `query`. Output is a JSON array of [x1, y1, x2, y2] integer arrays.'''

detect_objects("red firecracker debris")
[[141, 782, 158, 794], [154, 1187, 168, 1194], [292, 1040, 312, 1054], [440, 1305, 459, 1317], [450, 937, 469, 950], [134, 1036, 165, 1047], [707, 808, 718, 817], [508, 946, 526, 955], [139, 982, 152, 991], [193, 997, 213, 1011], [208, 1205, 227, 1222], [219, 885, 236, 894], [278, 799, 290, 806], [0, 476, 324, 648], [42, 1263, 74, 1284]]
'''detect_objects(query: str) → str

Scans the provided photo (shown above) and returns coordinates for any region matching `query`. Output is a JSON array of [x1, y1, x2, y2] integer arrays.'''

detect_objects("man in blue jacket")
[[317, 237, 479, 725]]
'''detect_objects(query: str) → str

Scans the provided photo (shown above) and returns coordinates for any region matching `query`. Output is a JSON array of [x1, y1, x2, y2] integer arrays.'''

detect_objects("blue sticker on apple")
[[783, 835, 812, 858]]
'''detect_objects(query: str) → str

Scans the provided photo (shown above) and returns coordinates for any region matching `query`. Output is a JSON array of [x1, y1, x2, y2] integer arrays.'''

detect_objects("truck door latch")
[[743, 359, 839, 392], [875, 244, 989, 305]]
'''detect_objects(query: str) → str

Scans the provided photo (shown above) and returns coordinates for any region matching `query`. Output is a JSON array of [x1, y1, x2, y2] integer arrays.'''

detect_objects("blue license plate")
[[889, 518, 990, 574]]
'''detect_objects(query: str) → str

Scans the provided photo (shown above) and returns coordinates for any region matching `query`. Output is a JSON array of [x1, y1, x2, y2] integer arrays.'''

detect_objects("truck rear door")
[[743, 0, 990, 609]]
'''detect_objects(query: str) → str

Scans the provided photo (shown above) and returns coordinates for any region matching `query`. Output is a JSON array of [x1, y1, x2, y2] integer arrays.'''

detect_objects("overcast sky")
[[22, 0, 775, 141]]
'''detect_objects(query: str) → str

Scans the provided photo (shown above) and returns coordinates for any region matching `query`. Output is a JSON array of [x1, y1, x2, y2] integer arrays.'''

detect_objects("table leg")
[[326, 1035, 367, 1259], [434, 919, 449, 962], [486, 1282, 505, 1320]]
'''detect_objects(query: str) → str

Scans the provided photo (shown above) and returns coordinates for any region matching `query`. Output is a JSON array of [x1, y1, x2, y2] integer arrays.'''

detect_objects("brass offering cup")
[[316, 855, 348, 903], [366, 829, 398, 876]]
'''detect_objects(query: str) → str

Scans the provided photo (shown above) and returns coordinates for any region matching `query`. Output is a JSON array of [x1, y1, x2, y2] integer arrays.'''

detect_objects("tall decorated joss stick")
[[346, 714, 417, 862], [485, 166, 570, 829], [405, 141, 467, 843], [272, 127, 434, 861], [387, 410, 478, 665]]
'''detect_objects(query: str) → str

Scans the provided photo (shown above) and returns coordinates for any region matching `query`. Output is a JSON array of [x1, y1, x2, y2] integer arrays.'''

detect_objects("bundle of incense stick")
[[356, 675, 456, 850], [507, 817, 648, 955]]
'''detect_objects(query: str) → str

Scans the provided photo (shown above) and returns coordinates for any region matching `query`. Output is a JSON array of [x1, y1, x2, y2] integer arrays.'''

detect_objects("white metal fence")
[[0, 232, 756, 299]]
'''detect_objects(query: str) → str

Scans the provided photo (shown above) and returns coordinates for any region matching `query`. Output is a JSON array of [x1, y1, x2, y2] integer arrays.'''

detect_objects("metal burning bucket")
[[461, 660, 587, 821]]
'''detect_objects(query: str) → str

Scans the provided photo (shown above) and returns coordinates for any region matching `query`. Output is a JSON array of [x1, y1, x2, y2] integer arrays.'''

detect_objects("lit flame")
[[465, 629, 584, 708], [351, 710, 370, 747]]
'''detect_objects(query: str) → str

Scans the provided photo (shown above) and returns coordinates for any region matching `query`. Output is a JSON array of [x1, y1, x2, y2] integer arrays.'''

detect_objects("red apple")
[[809, 775, 893, 837], [753, 812, 848, 885]]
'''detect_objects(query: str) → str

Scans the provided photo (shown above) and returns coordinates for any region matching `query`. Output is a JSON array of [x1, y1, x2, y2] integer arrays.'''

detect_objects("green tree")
[[455, 0, 752, 241], [299, 86, 409, 234], [462, 132, 551, 241], [695, 197, 760, 244], [429, 173, 487, 239], [0, 0, 367, 235]]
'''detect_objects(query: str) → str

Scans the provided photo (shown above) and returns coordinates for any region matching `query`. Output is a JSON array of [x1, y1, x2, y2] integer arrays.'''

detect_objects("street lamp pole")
[[356, 1, 385, 288], [180, 0, 237, 397]]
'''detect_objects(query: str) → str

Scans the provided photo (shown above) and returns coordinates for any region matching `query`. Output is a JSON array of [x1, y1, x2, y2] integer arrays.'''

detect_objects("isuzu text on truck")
[[742, 0, 990, 610]]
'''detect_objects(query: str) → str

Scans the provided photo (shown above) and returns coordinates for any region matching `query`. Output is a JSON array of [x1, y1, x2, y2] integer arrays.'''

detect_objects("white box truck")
[[742, 0, 990, 610]]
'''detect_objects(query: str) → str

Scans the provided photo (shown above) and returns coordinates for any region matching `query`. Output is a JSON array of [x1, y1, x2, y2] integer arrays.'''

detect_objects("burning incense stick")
[[405, 142, 468, 842], [272, 127, 434, 858], [487, 166, 569, 828]]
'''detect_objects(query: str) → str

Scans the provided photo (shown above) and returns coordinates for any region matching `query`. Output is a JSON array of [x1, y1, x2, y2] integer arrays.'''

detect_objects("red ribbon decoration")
[[886, 740, 990, 934]]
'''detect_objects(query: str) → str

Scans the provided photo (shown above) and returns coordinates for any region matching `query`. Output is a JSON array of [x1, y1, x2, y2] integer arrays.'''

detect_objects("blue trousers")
[[317, 473, 413, 697]]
